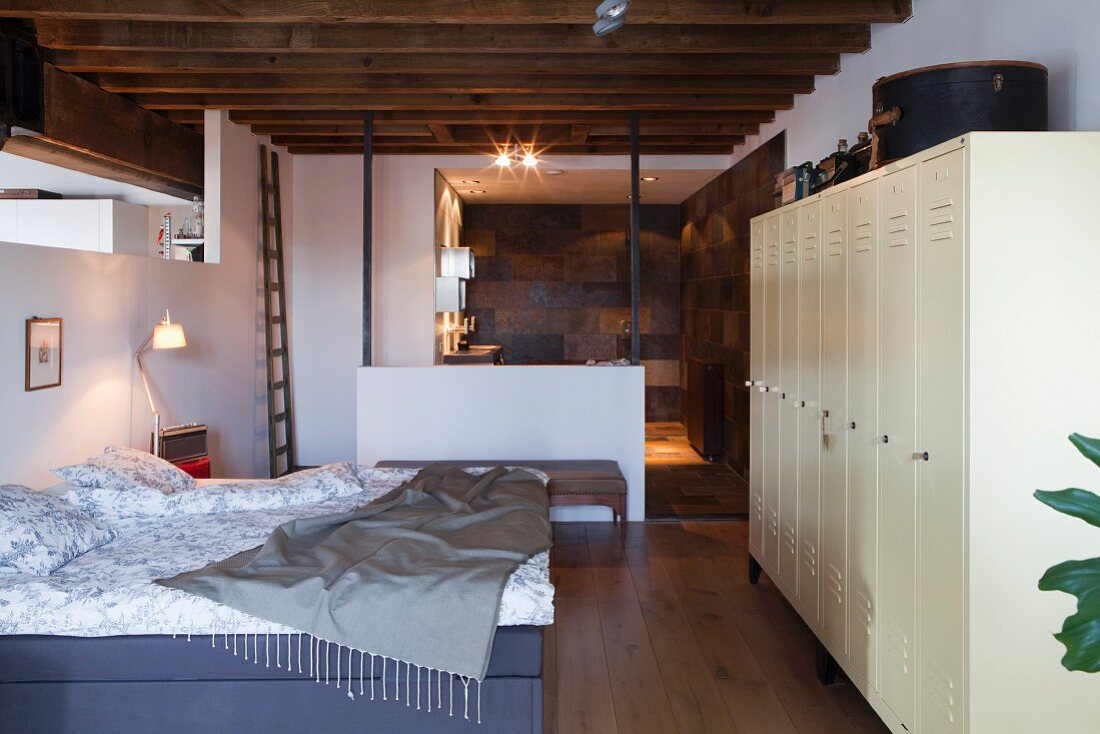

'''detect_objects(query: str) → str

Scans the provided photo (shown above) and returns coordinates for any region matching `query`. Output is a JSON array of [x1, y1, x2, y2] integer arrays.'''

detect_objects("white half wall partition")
[[358, 365, 646, 521]]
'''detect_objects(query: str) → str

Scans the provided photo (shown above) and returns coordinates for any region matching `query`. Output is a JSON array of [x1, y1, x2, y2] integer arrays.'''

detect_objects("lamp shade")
[[152, 322, 187, 350]]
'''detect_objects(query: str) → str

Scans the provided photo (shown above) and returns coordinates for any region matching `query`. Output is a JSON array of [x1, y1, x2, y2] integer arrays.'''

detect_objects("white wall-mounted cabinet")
[[0, 199, 148, 256], [748, 133, 1100, 734], [440, 246, 475, 279], [435, 275, 466, 313]]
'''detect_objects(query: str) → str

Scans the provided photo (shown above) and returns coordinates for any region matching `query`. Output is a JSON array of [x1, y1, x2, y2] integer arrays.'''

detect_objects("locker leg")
[[815, 640, 839, 686], [748, 554, 763, 585]]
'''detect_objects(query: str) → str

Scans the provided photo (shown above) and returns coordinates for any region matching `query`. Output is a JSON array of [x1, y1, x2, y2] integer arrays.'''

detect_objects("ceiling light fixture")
[[641, 176, 660, 182], [545, 169, 566, 176], [461, 179, 481, 184], [491, 144, 539, 169], [469, 190, 487, 194], [593, 0, 632, 36]]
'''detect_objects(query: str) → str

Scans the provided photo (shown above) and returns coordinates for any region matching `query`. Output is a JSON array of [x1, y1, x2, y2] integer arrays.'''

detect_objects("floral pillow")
[[60, 462, 366, 520], [55, 445, 195, 495], [0, 484, 117, 576]]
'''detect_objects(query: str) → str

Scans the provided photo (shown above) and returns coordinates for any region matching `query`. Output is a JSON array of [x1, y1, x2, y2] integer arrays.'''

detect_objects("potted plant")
[[1035, 433, 1100, 673]]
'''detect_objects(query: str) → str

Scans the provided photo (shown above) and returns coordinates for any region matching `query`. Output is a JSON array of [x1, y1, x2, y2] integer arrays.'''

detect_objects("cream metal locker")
[[762, 213, 782, 565], [748, 218, 767, 558], [878, 164, 918, 729], [749, 133, 1100, 734], [778, 209, 801, 594], [917, 148, 966, 734], [819, 190, 850, 654], [847, 178, 881, 690], [797, 200, 823, 622]]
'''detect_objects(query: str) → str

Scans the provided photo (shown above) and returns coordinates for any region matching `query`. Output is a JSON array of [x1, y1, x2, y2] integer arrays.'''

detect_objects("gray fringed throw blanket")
[[157, 465, 551, 681]]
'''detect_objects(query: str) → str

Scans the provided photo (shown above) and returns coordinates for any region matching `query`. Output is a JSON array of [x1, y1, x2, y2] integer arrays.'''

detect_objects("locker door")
[[848, 178, 881, 690], [878, 165, 918, 728], [797, 201, 823, 622], [819, 190, 849, 652], [749, 217, 767, 558], [778, 208, 801, 595], [762, 213, 782, 568], [918, 148, 967, 734]]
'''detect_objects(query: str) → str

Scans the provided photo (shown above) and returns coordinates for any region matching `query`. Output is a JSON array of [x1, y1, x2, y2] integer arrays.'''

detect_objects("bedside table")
[[173, 456, 211, 479]]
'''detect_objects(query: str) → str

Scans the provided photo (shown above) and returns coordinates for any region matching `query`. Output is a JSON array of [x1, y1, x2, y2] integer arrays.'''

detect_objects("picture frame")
[[25, 317, 63, 391]]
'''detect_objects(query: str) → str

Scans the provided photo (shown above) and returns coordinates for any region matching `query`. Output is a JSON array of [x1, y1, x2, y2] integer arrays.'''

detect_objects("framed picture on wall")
[[25, 317, 63, 391]]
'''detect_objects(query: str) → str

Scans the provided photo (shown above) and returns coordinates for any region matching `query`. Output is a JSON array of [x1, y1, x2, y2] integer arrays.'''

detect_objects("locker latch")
[[849, 421, 856, 430], [873, 434, 889, 444], [913, 451, 929, 461]]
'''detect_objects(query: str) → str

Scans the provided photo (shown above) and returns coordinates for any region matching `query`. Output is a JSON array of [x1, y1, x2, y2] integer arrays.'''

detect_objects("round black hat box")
[[871, 60, 1048, 166]]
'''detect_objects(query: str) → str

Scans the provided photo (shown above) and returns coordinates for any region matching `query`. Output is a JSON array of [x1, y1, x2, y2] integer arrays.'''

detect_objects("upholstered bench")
[[375, 460, 628, 545]]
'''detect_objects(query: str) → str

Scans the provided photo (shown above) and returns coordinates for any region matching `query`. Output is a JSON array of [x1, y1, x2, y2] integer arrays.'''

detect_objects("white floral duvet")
[[0, 468, 554, 637]]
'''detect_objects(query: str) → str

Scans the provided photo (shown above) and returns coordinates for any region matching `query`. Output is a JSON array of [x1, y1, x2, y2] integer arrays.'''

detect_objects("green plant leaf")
[[1038, 557, 1100, 673], [1034, 488, 1100, 529], [1070, 433, 1100, 471]]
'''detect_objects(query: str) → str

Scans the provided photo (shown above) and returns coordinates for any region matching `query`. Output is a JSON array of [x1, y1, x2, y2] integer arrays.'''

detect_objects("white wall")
[[0, 112, 290, 486], [735, 0, 1100, 168], [288, 155, 362, 465], [358, 365, 647, 521]]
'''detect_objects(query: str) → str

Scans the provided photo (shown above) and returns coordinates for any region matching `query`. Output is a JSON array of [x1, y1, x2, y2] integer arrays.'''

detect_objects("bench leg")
[[615, 497, 627, 547]]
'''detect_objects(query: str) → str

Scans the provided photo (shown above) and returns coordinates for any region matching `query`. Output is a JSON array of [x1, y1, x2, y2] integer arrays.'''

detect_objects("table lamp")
[[136, 310, 187, 457]]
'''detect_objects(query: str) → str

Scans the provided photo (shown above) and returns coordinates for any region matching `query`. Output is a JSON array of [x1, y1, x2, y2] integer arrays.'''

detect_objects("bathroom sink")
[[443, 344, 503, 365]]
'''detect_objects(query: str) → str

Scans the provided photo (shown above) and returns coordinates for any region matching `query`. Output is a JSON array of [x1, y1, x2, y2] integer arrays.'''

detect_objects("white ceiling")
[[439, 165, 725, 205]]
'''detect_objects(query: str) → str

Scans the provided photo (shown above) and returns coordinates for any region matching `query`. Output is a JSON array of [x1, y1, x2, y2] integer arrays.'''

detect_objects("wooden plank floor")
[[544, 521, 889, 734]]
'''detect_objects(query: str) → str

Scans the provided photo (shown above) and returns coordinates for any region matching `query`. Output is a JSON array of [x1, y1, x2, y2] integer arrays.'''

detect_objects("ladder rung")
[[270, 315, 284, 324], [271, 348, 286, 357], [274, 445, 289, 457], [267, 216, 277, 226], [267, 249, 280, 257], [267, 283, 281, 291], [272, 380, 287, 390], [273, 411, 288, 422]]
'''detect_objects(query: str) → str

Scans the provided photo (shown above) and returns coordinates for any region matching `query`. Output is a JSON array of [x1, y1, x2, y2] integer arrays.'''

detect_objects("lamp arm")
[[136, 335, 158, 416]]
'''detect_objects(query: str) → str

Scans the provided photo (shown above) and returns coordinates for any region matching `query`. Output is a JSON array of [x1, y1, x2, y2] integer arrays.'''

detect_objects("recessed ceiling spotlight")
[[494, 151, 511, 168], [461, 179, 481, 184], [469, 190, 487, 194], [593, 0, 632, 36], [641, 176, 660, 182], [545, 169, 566, 176], [522, 151, 539, 168]]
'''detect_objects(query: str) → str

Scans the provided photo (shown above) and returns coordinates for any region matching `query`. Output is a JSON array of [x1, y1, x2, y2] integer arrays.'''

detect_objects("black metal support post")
[[362, 111, 373, 366], [629, 111, 641, 366]]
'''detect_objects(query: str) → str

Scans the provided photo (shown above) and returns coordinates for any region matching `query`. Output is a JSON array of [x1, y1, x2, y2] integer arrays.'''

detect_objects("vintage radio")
[[158, 423, 208, 463]]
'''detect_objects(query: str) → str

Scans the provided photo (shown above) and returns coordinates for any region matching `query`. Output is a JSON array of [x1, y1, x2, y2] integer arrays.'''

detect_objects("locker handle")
[[849, 421, 856, 430], [913, 451, 929, 461], [823, 410, 830, 418], [873, 434, 889, 444], [758, 386, 768, 393]]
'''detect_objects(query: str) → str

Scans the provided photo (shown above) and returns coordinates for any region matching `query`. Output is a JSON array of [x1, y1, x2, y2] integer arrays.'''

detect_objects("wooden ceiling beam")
[[270, 134, 746, 147], [46, 50, 843, 77], [1, 1, 914, 25], [428, 124, 455, 143], [223, 109, 777, 125], [35, 20, 871, 54], [87, 72, 815, 95], [1, 64, 202, 198], [126, 92, 795, 111], [250, 124, 432, 136], [285, 144, 738, 155]]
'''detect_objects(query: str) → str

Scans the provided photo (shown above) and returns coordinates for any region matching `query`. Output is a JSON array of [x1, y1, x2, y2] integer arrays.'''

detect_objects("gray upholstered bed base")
[[0, 627, 542, 734]]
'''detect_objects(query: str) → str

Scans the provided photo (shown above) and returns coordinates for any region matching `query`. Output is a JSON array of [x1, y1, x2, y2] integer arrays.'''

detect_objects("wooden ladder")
[[260, 145, 295, 478]]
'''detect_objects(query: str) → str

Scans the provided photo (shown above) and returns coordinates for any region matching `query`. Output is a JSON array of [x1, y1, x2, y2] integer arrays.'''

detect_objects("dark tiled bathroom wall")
[[463, 203, 681, 421], [679, 133, 785, 478]]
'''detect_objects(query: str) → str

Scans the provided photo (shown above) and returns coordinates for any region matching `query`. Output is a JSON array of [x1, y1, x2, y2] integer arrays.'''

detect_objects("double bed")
[[0, 467, 552, 734]]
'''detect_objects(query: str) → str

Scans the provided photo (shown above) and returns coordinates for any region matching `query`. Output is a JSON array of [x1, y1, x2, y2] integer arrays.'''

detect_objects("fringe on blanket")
[[172, 632, 483, 724]]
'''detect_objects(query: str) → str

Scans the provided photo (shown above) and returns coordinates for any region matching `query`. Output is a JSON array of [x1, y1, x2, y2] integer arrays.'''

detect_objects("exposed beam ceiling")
[[1, 1, 915, 25], [34, 21, 872, 54], [7, 2, 914, 156]]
